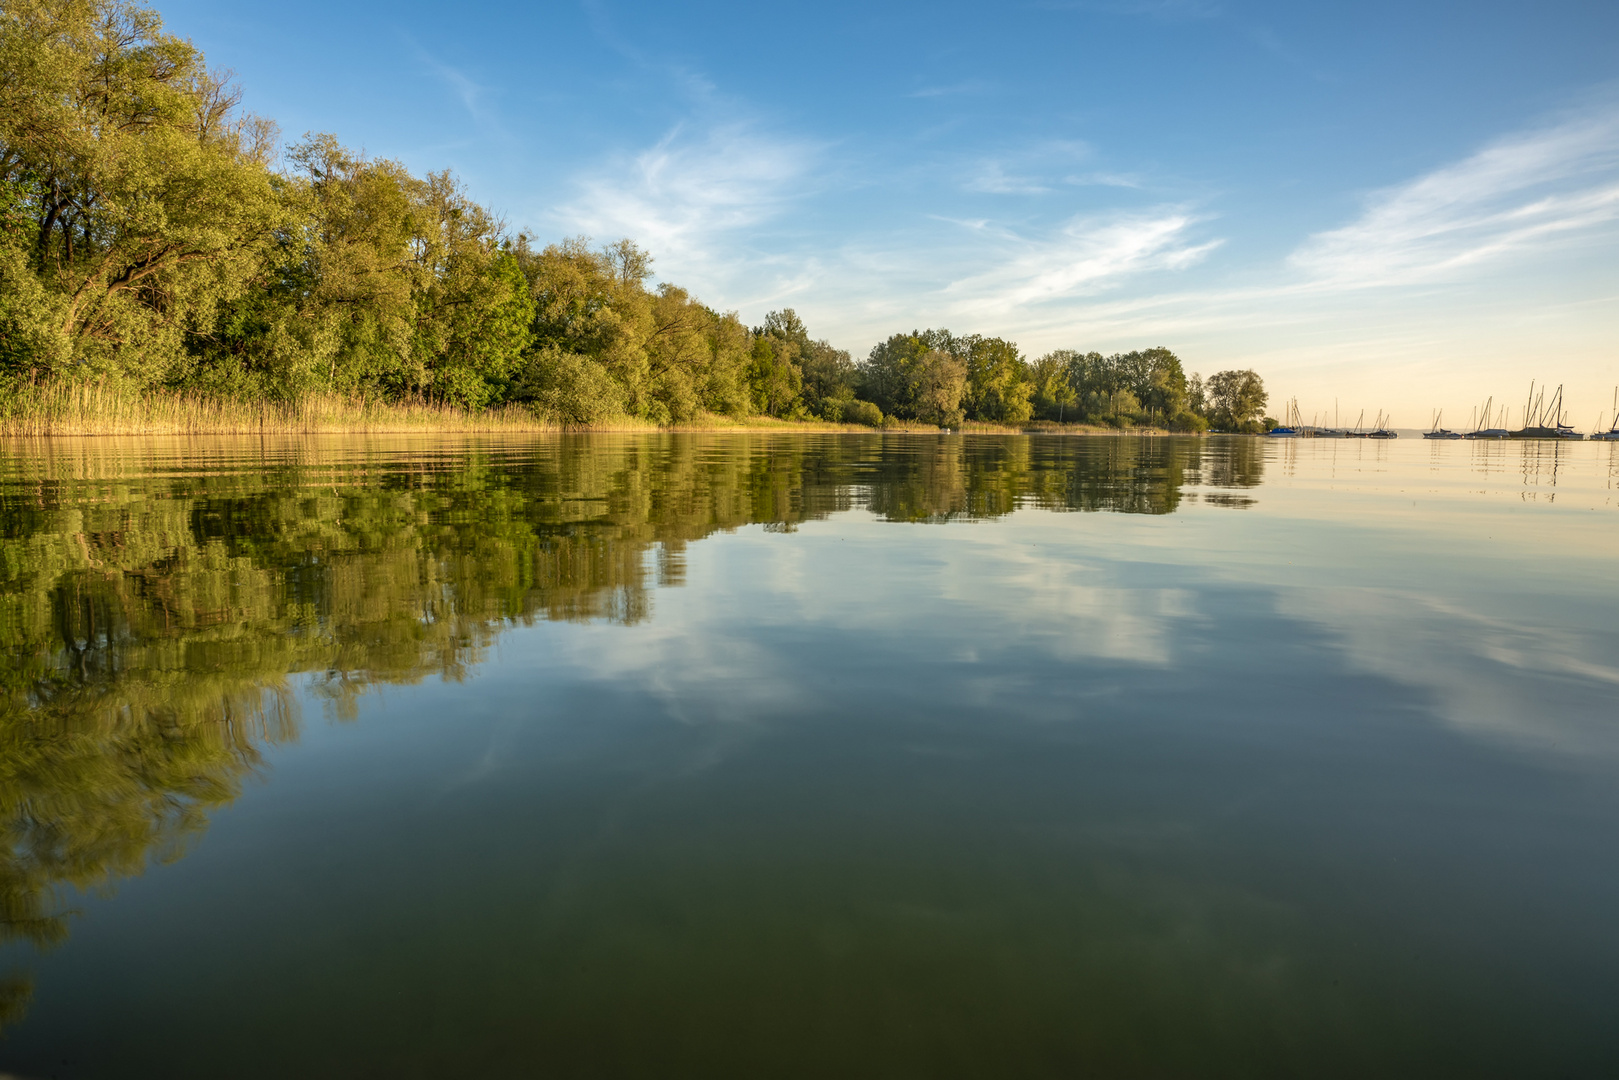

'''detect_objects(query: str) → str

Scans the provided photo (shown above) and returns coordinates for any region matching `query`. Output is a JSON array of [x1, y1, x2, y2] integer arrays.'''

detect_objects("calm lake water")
[[1, 433, 1617, 1078]]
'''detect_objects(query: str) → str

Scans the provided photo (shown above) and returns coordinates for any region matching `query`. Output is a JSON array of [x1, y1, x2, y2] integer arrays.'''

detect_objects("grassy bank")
[[0, 381, 918, 438], [0, 382, 1177, 438]]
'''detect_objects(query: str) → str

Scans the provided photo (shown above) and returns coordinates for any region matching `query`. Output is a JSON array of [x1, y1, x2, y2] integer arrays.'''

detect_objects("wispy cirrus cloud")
[[1064, 171, 1146, 189], [964, 162, 1053, 195], [1290, 97, 1619, 286], [554, 121, 820, 280], [402, 37, 513, 145], [962, 140, 1095, 196], [941, 209, 1223, 316]]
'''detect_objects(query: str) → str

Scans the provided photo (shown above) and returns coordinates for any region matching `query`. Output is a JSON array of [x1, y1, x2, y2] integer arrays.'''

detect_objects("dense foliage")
[[0, 0, 1267, 430]]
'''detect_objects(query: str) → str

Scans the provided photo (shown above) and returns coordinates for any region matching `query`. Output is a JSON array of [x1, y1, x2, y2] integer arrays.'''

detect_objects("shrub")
[[521, 348, 624, 425], [1168, 410, 1208, 433], [841, 399, 883, 426]]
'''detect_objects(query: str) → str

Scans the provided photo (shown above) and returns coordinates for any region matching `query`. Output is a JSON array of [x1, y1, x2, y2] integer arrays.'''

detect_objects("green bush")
[[521, 349, 624, 425], [841, 399, 883, 426], [1168, 410, 1208, 433]]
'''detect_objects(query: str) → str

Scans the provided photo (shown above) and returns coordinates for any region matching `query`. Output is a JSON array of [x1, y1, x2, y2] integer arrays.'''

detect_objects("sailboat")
[[1422, 409, 1462, 439], [1368, 410, 1398, 439], [1316, 400, 1348, 438], [1591, 388, 1619, 442], [1266, 398, 1307, 437], [1463, 396, 1510, 440], [1510, 382, 1583, 440]]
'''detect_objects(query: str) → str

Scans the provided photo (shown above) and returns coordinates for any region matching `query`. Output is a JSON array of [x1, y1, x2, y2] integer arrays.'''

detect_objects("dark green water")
[[1, 433, 1616, 1078]]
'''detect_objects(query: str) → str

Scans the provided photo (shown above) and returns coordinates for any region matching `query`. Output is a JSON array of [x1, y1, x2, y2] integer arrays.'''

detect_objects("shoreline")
[[0, 385, 1167, 439], [0, 421, 1186, 439]]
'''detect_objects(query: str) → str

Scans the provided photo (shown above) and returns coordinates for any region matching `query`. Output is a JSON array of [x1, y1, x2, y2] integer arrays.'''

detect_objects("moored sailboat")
[[1423, 409, 1462, 439], [1463, 396, 1509, 439], [1509, 382, 1583, 440], [1591, 388, 1619, 442], [1266, 398, 1309, 438]]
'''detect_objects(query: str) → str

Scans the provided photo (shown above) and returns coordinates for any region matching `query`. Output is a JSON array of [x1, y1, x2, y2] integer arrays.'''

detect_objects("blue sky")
[[167, 0, 1619, 425]]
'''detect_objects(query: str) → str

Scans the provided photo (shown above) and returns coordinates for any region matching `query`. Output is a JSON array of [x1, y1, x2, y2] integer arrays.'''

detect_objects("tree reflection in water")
[[0, 433, 1261, 1028]]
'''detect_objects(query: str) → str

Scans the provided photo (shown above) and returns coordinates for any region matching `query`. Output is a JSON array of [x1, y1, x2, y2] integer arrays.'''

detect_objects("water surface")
[[1, 434, 1616, 1078]]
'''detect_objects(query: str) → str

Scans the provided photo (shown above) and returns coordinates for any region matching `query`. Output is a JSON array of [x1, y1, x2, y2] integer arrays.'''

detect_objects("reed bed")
[[0, 380, 1149, 439], [0, 381, 906, 438], [0, 381, 574, 437]]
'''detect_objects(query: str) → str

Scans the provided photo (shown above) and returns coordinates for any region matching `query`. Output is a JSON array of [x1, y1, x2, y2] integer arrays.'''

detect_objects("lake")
[[1, 433, 1616, 1078]]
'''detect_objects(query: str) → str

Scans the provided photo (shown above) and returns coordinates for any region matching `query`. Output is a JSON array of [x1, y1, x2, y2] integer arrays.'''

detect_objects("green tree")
[[513, 236, 646, 419], [0, 0, 282, 383], [859, 329, 965, 425], [1205, 368, 1268, 431], [511, 236, 752, 424], [1028, 351, 1079, 421], [758, 309, 853, 420], [960, 334, 1032, 423], [746, 335, 802, 417]]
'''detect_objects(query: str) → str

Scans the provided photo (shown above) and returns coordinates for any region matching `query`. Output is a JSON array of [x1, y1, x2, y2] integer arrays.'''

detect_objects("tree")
[[912, 349, 967, 427], [1187, 372, 1207, 415], [1205, 369, 1268, 431], [859, 329, 963, 423], [0, 0, 283, 382], [421, 249, 535, 409], [1028, 351, 1079, 421], [960, 334, 1032, 423], [746, 335, 802, 417]]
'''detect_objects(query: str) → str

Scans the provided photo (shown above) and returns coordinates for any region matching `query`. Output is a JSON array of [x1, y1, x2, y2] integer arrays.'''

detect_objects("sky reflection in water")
[[1, 434, 1617, 1078]]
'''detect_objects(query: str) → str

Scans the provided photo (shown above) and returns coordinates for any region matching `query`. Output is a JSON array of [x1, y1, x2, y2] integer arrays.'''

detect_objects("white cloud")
[[961, 140, 1095, 197], [964, 162, 1053, 195], [1064, 171, 1147, 189], [553, 122, 820, 282], [941, 210, 1223, 316], [1290, 99, 1619, 286]]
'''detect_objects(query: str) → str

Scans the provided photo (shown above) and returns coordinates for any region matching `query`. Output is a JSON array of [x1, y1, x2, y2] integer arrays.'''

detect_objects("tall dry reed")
[[0, 380, 568, 436]]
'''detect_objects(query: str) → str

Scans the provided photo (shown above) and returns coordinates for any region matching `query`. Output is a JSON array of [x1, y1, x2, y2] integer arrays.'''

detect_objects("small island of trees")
[[0, 0, 1270, 435]]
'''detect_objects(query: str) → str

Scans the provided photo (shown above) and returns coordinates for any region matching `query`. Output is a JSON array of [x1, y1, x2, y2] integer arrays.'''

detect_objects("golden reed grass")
[[0, 379, 1073, 438], [0, 380, 575, 436]]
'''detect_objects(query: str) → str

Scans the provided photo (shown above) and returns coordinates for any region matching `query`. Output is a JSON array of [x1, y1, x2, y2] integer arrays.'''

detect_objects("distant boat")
[[1509, 383, 1583, 440], [1463, 397, 1508, 439], [1317, 402, 1348, 438], [1266, 399, 1307, 437], [1510, 425, 1584, 441], [1423, 410, 1462, 439], [1591, 388, 1619, 442], [1367, 410, 1398, 439]]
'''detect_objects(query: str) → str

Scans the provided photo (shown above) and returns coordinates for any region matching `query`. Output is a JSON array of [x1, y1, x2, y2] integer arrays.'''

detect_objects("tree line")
[[0, 0, 1270, 431]]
